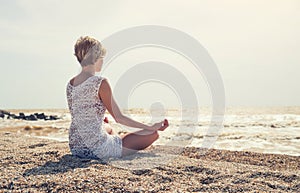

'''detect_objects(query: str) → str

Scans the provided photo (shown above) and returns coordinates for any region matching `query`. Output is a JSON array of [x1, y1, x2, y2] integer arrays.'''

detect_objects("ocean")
[[1, 107, 299, 156]]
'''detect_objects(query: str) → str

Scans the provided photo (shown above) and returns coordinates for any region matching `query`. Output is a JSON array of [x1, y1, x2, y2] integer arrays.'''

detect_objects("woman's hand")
[[148, 119, 169, 131]]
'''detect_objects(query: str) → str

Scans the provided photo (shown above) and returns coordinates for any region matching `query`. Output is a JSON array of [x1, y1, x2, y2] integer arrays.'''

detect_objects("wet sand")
[[0, 131, 299, 192]]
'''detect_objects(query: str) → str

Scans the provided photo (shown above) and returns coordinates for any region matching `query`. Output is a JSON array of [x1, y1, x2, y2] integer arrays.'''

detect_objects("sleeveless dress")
[[66, 75, 122, 159]]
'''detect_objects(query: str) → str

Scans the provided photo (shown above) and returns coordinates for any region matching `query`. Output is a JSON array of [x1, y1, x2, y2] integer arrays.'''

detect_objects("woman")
[[66, 36, 169, 159]]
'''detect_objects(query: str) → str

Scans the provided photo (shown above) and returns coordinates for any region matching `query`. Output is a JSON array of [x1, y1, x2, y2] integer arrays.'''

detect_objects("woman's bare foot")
[[104, 124, 114, 135]]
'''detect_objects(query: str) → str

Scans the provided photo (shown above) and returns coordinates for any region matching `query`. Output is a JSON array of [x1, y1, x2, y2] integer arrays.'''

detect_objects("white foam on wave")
[[1, 108, 300, 156]]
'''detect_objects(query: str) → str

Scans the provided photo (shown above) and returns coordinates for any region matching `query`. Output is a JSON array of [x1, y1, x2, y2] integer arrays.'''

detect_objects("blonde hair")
[[74, 36, 106, 66]]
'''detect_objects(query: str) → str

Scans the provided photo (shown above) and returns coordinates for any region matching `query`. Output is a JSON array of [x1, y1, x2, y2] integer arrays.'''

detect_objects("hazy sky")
[[0, 0, 299, 109]]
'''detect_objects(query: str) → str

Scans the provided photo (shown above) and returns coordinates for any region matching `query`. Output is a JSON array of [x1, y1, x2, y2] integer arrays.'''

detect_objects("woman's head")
[[74, 36, 106, 69]]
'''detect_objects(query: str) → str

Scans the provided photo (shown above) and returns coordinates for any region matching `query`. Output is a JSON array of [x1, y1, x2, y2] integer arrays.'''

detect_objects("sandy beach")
[[0, 131, 299, 192]]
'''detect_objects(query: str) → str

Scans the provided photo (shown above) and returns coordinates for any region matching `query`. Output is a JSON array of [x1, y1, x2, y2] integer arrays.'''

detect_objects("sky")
[[0, 0, 299, 109]]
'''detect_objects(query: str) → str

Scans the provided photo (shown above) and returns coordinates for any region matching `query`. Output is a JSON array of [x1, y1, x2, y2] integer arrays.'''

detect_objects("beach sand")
[[0, 131, 299, 192]]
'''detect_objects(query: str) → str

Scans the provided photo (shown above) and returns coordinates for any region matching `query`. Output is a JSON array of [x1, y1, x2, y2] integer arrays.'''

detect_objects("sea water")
[[0, 107, 299, 156]]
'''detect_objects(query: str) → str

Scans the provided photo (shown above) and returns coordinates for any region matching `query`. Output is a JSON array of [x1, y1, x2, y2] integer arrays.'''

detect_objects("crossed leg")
[[120, 130, 159, 156], [104, 123, 159, 156]]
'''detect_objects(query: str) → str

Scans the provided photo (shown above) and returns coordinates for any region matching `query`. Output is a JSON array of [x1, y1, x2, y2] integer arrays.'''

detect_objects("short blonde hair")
[[74, 36, 106, 66]]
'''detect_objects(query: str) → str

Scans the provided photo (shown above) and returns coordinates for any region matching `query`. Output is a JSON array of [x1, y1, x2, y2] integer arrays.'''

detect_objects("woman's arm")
[[99, 78, 168, 131]]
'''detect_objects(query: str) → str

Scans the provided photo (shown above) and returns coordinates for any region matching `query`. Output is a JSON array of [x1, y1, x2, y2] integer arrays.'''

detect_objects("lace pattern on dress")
[[66, 76, 122, 159]]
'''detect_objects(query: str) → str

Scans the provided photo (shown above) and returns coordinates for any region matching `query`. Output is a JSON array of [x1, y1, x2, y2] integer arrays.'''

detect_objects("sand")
[[0, 131, 299, 192]]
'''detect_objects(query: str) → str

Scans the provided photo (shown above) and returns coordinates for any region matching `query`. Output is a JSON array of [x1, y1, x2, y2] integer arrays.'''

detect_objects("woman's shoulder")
[[94, 75, 108, 83], [92, 76, 109, 90]]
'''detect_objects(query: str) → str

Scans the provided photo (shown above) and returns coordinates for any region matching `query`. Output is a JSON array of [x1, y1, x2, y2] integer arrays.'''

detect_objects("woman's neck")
[[80, 65, 95, 76]]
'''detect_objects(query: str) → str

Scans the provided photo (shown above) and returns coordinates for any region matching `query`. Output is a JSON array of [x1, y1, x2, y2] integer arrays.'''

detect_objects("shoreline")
[[0, 131, 299, 192], [1, 122, 300, 157], [3, 106, 300, 115], [2, 125, 300, 157]]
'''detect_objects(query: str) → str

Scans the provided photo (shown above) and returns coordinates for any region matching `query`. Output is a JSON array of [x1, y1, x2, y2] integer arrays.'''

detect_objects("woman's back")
[[67, 76, 105, 121], [66, 75, 122, 159]]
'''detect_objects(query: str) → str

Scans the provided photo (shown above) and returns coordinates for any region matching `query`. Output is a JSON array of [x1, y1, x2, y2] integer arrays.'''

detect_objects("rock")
[[19, 113, 26, 119], [36, 113, 46, 119], [0, 109, 10, 115], [25, 114, 38, 121], [44, 116, 50, 120], [49, 115, 59, 120], [1, 110, 60, 121], [10, 114, 17, 119]]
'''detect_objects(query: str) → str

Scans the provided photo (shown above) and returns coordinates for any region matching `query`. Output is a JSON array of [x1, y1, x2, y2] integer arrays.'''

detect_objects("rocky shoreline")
[[0, 109, 60, 121]]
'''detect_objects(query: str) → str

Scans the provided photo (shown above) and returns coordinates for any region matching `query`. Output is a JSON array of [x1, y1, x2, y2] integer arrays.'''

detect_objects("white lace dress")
[[66, 75, 122, 159]]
